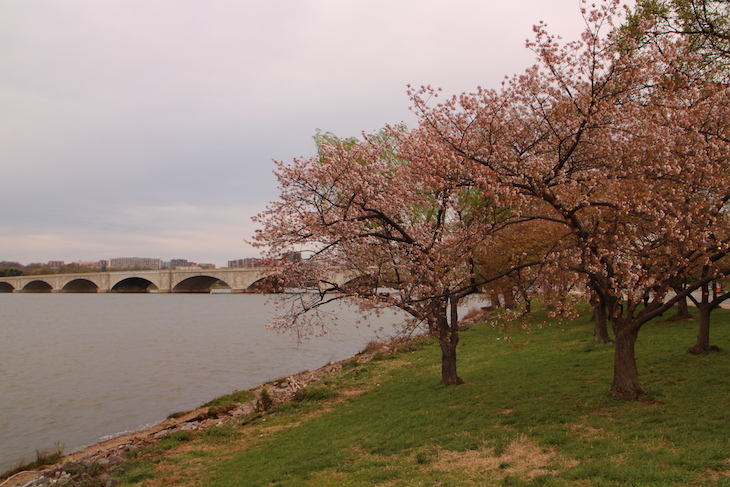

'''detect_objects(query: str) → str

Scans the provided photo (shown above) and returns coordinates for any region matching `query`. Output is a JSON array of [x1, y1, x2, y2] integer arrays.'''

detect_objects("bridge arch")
[[339, 275, 379, 293], [247, 275, 284, 293], [62, 279, 99, 293], [23, 280, 53, 293], [0, 282, 15, 293], [112, 277, 155, 293], [172, 276, 230, 293]]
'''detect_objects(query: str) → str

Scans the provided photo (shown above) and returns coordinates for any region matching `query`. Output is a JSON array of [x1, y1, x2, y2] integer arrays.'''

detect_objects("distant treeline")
[[0, 261, 97, 276]]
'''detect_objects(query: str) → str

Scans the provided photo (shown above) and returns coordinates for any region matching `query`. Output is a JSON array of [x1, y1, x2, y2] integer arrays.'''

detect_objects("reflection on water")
[[0, 293, 407, 472]]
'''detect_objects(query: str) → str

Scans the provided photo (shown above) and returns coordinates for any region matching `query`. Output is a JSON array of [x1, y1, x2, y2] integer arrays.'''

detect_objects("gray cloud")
[[0, 0, 603, 266]]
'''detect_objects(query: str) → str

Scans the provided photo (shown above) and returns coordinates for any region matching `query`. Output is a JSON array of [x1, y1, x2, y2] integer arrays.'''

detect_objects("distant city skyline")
[[1, 256, 251, 269]]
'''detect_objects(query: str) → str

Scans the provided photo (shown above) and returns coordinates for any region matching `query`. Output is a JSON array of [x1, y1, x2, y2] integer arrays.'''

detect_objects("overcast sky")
[[1, 1, 611, 267]]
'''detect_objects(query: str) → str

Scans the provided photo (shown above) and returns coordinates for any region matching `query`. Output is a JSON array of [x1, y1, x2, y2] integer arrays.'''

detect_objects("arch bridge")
[[0, 268, 358, 294]]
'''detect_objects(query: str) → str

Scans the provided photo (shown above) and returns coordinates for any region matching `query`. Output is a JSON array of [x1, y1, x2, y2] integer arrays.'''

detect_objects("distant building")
[[284, 252, 302, 263], [228, 258, 263, 268], [109, 257, 161, 270], [170, 259, 192, 269], [47, 261, 65, 269]]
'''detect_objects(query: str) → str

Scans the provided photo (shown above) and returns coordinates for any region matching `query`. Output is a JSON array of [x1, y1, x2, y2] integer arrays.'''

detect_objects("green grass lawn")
[[117, 305, 730, 486]]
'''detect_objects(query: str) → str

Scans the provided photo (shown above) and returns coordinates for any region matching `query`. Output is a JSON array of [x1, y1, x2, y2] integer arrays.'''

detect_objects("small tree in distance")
[[252, 127, 541, 385]]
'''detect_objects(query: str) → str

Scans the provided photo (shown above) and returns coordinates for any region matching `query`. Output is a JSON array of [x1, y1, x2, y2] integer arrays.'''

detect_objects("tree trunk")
[[589, 292, 611, 343], [688, 283, 719, 354], [593, 300, 611, 343], [489, 290, 501, 309], [609, 321, 644, 400], [668, 296, 693, 321], [439, 334, 462, 385], [437, 298, 464, 385], [688, 304, 714, 354], [502, 287, 518, 309]]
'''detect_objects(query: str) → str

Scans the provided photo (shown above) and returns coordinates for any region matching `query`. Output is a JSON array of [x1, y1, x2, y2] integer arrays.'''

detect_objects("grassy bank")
[[108, 305, 730, 486]]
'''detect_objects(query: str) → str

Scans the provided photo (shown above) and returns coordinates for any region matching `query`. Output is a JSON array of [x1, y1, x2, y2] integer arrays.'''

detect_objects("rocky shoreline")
[[0, 353, 366, 487]]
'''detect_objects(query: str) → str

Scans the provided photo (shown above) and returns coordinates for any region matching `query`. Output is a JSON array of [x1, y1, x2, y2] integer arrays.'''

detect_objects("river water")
[[0, 293, 407, 473]]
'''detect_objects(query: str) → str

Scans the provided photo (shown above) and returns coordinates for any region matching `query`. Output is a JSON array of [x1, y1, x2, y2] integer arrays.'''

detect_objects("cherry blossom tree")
[[252, 127, 541, 385], [472, 217, 568, 315], [413, 0, 730, 399], [630, 0, 730, 352]]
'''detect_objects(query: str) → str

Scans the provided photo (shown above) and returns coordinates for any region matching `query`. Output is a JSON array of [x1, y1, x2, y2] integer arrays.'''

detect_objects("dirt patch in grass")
[[698, 457, 730, 483], [339, 387, 372, 398], [570, 423, 608, 440], [127, 438, 238, 487], [640, 397, 667, 407], [431, 434, 578, 482], [141, 462, 208, 487]]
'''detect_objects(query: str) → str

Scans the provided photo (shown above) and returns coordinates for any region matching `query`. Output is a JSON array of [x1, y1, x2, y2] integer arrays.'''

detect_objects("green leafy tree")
[[630, 0, 730, 72], [28, 267, 55, 276]]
